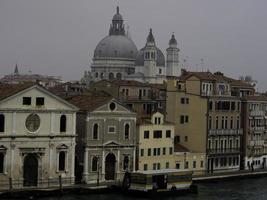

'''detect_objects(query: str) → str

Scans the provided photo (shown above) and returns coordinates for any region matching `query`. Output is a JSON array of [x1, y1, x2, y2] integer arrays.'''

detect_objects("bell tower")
[[166, 33, 180, 76], [144, 29, 157, 77]]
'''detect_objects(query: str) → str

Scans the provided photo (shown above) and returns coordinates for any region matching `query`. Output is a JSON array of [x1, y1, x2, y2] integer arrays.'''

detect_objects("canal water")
[[10, 177, 267, 200]]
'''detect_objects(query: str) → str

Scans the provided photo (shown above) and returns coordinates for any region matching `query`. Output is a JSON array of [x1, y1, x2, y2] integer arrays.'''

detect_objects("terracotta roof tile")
[[174, 144, 190, 152], [66, 92, 113, 111], [0, 82, 35, 101]]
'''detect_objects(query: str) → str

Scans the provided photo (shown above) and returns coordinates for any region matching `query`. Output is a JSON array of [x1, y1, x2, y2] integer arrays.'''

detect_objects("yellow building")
[[166, 75, 208, 154], [137, 112, 175, 171], [173, 144, 206, 175]]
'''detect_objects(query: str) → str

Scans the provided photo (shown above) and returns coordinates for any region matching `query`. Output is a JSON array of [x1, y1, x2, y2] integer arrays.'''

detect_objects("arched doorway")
[[105, 153, 116, 180], [23, 154, 38, 186]]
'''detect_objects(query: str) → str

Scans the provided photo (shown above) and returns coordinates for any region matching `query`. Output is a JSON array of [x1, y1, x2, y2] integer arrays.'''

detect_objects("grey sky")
[[1, 0, 267, 91]]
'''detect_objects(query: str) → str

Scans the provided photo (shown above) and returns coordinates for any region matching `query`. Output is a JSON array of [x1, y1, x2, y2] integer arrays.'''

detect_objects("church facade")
[[82, 6, 181, 84], [0, 83, 78, 190]]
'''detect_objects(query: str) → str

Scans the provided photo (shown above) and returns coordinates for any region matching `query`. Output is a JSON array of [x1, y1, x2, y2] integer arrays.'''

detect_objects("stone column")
[[12, 112, 16, 136], [10, 144, 16, 179], [117, 150, 120, 180], [133, 147, 136, 172], [83, 148, 89, 183], [50, 113, 55, 135], [49, 143, 54, 179], [72, 113, 76, 135], [102, 150, 105, 175], [71, 141, 75, 179]]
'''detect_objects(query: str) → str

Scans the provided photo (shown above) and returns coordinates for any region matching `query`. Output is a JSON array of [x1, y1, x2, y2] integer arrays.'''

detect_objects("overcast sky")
[[1, 0, 267, 91]]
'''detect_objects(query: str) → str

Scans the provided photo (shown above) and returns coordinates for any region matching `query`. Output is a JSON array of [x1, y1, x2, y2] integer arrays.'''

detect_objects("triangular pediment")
[[93, 98, 134, 114], [0, 85, 78, 111], [103, 140, 120, 146]]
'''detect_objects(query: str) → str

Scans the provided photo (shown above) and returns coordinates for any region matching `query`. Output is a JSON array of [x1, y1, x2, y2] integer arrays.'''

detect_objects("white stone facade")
[[0, 85, 78, 190]]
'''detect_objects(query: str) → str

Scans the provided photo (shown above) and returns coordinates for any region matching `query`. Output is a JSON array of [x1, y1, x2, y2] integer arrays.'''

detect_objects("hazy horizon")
[[1, 0, 267, 91]]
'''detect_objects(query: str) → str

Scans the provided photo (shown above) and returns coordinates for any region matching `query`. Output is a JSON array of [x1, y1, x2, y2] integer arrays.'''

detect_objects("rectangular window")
[[166, 130, 171, 138], [180, 115, 184, 124], [209, 101, 213, 110], [185, 136, 188, 142], [157, 163, 161, 170], [174, 136, 180, 144], [166, 162, 169, 169], [163, 147, 166, 155], [153, 163, 157, 170], [231, 102, 235, 111], [108, 126, 116, 133], [200, 161, 204, 168], [176, 163, 180, 169], [157, 148, 161, 156], [140, 149, 144, 157], [36, 97, 44, 106], [144, 164, 148, 171], [181, 98, 185, 104], [148, 148, 151, 156], [185, 161, 189, 169], [153, 148, 157, 156], [23, 97, 31, 105], [169, 147, 173, 155], [153, 130, 162, 138], [185, 116, 189, 123], [193, 161, 196, 168], [144, 131, 149, 139], [186, 98, 189, 104]]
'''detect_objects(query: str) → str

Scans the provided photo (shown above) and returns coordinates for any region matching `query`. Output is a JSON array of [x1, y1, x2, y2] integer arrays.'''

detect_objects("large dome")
[[93, 35, 138, 61], [135, 47, 165, 66]]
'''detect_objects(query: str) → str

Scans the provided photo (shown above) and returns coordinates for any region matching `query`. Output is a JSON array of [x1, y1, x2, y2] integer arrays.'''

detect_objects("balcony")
[[207, 148, 240, 155], [250, 127, 265, 132], [249, 140, 265, 146], [209, 129, 243, 135], [250, 110, 265, 117]]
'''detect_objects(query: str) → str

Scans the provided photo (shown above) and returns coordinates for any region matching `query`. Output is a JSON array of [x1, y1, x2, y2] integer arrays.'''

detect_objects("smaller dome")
[[112, 6, 123, 21], [169, 34, 177, 46], [135, 47, 165, 66]]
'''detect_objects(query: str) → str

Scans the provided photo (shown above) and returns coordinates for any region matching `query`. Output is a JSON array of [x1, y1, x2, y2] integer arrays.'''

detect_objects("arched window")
[[95, 72, 99, 78], [116, 73, 122, 80], [60, 115, 67, 132], [92, 156, 98, 172], [0, 153, 4, 173], [124, 124, 130, 140], [93, 124, 98, 140], [0, 114, 5, 132], [59, 151, 66, 171], [109, 73, 114, 80], [123, 156, 129, 170]]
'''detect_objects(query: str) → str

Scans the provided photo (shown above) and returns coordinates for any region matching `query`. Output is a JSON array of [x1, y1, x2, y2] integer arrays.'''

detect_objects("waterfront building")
[[82, 7, 181, 84], [173, 144, 206, 175], [166, 69, 254, 173], [90, 79, 166, 119], [136, 111, 175, 171], [0, 83, 78, 190], [68, 93, 136, 184], [0, 65, 62, 88], [241, 95, 267, 170]]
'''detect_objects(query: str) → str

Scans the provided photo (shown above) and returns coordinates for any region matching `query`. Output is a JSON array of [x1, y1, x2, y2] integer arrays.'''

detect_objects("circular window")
[[25, 114, 40, 132], [109, 102, 116, 111]]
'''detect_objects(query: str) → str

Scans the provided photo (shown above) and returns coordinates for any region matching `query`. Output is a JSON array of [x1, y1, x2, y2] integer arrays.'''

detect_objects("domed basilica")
[[82, 6, 181, 84]]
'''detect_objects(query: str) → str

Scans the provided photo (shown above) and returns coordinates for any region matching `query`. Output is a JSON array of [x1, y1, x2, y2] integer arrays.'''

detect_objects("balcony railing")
[[249, 127, 265, 132], [208, 129, 243, 135], [207, 148, 240, 155], [249, 140, 265, 146], [250, 110, 265, 117]]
